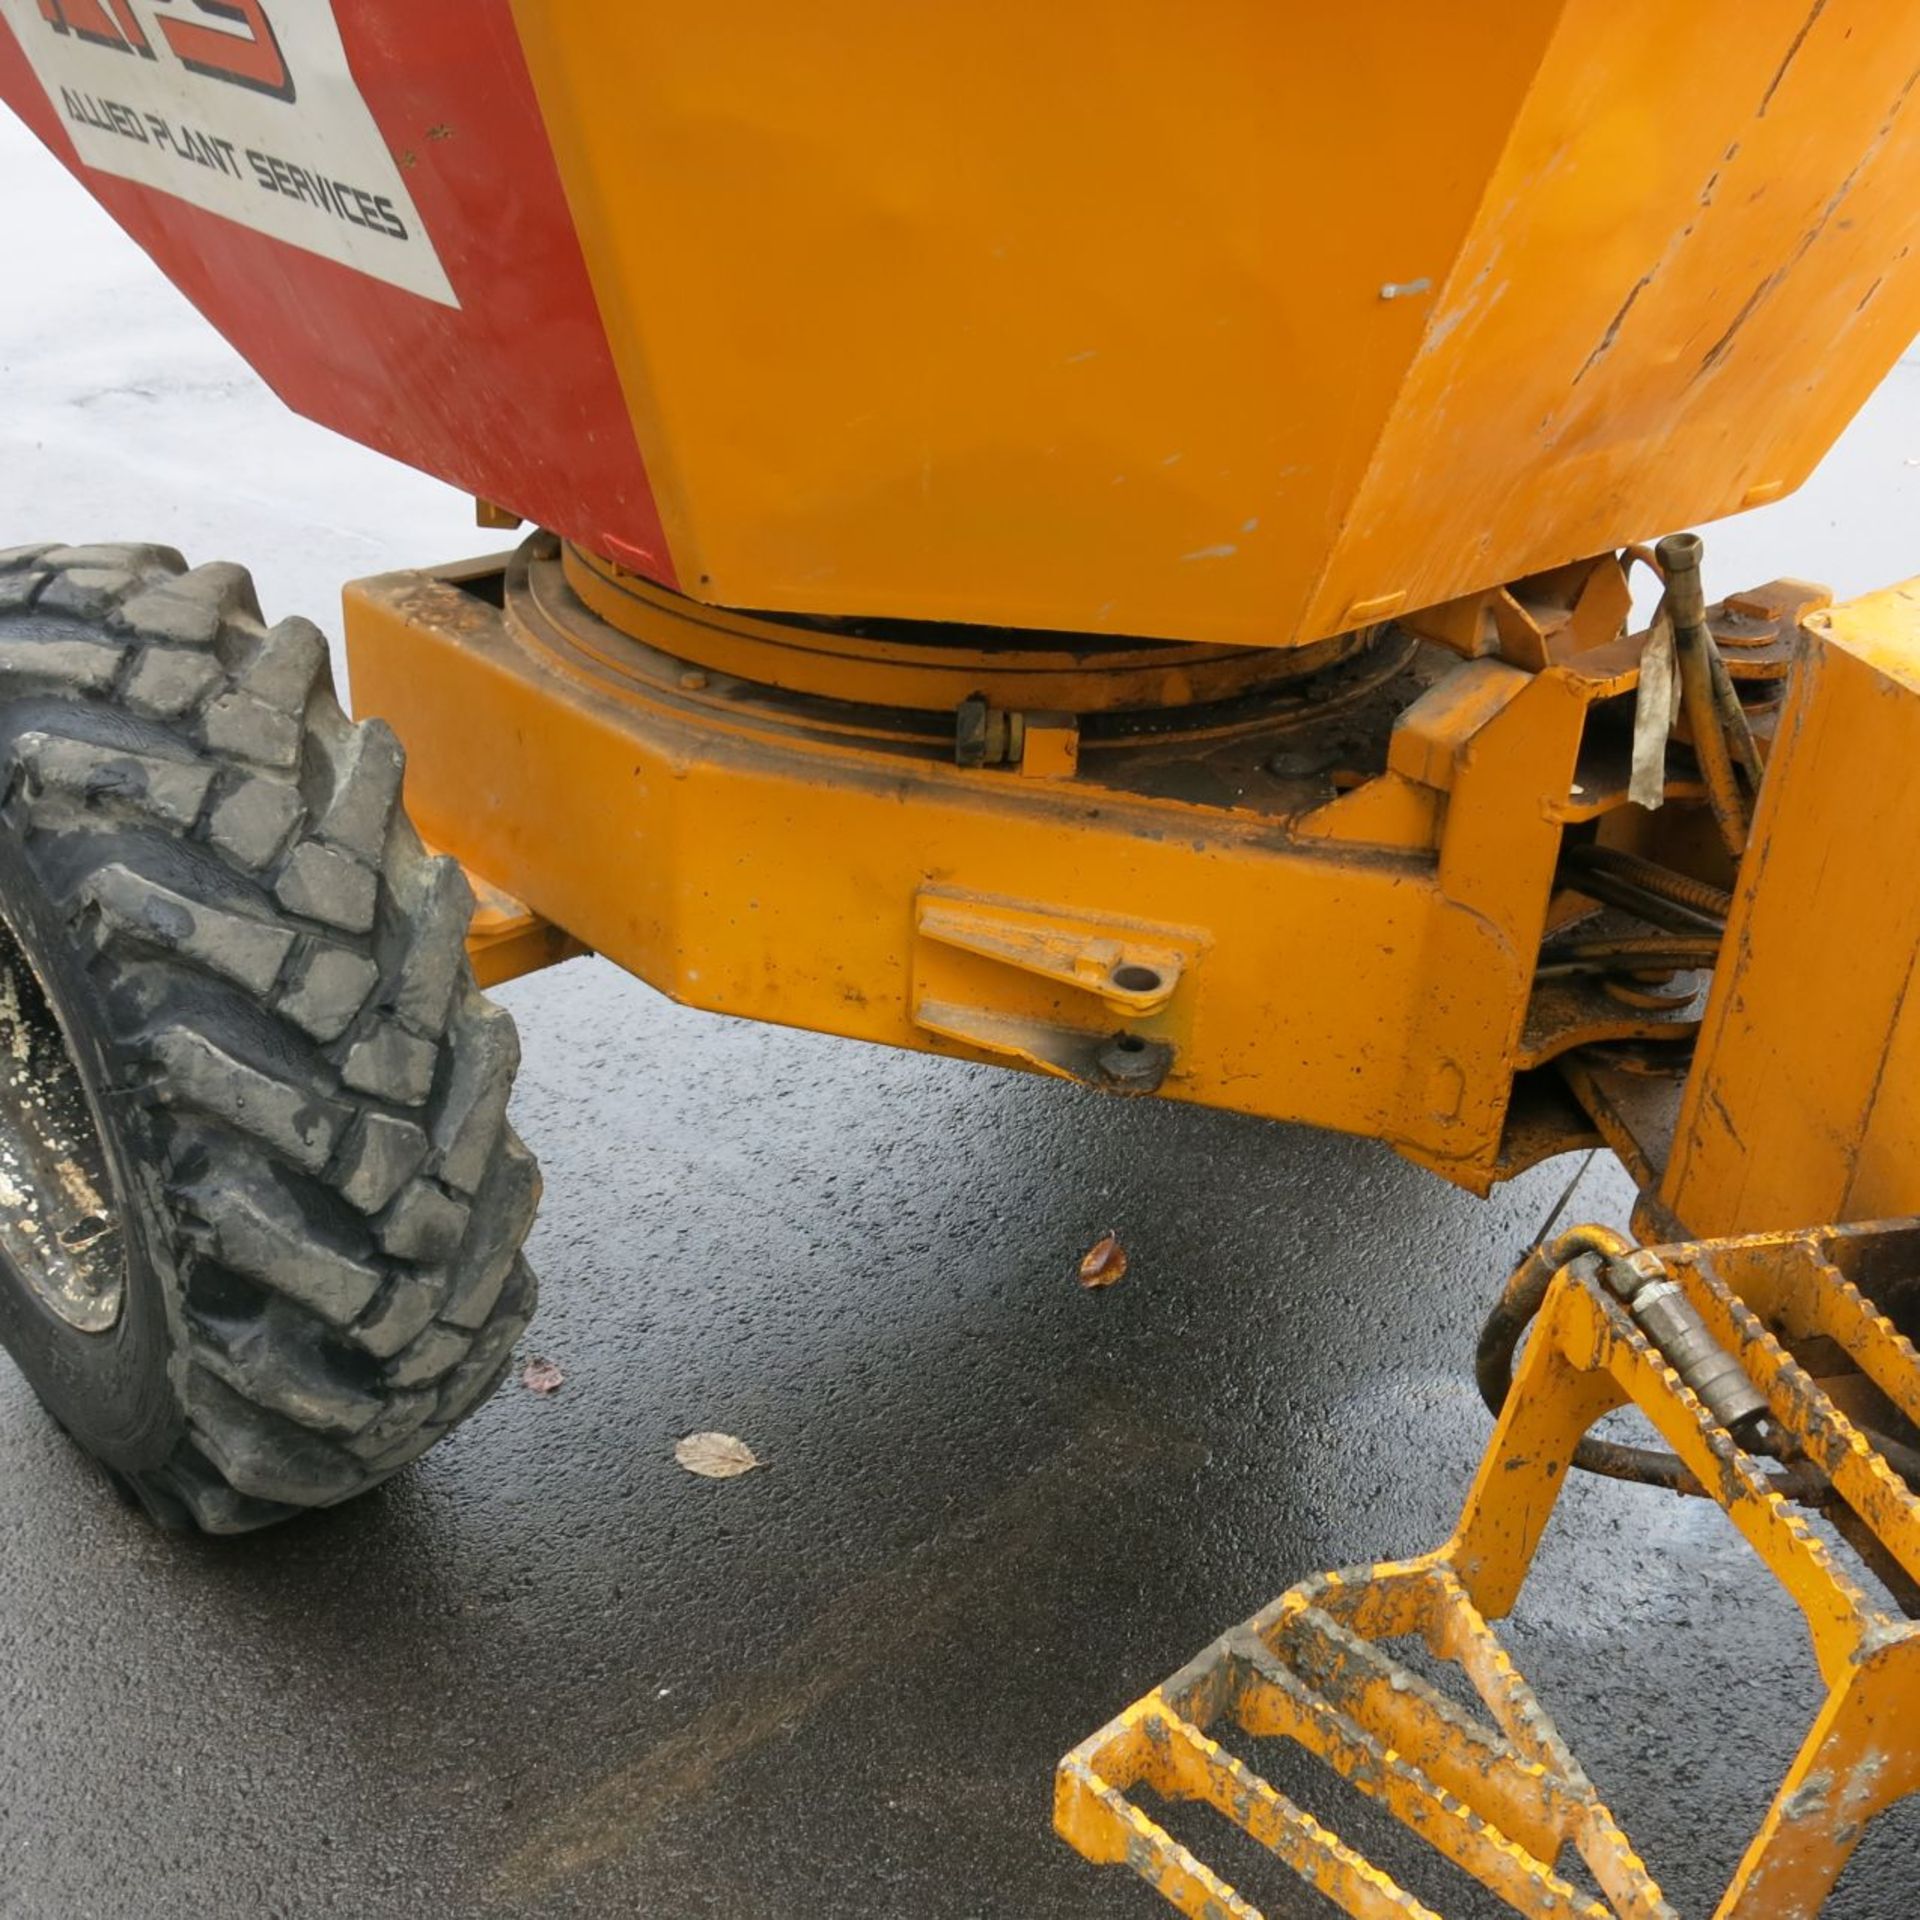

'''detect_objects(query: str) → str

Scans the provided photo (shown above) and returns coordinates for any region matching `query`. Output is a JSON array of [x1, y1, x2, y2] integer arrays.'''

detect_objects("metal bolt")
[[1655, 532, 1708, 628], [955, 695, 990, 768], [955, 696, 1022, 768], [1096, 1033, 1169, 1092], [1266, 746, 1340, 780]]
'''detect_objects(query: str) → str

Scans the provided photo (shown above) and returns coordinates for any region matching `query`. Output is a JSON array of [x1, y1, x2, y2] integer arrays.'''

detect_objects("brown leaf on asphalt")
[[675, 1431, 763, 1479], [520, 1356, 566, 1395], [1078, 1231, 1128, 1289]]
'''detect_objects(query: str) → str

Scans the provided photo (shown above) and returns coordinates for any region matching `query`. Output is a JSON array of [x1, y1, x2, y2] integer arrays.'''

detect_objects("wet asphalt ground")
[[6, 102, 1920, 1920], [4, 987, 1920, 1920]]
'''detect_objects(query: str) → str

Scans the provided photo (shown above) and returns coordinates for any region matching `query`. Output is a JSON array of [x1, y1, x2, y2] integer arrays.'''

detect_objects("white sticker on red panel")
[[2, 0, 457, 306]]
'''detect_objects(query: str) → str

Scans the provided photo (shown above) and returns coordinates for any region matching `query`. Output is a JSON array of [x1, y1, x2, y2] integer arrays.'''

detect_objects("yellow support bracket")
[[459, 866, 588, 990]]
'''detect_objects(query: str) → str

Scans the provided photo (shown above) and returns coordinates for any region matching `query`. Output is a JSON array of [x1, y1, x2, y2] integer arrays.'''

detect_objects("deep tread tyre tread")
[[0, 544, 539, 1533]]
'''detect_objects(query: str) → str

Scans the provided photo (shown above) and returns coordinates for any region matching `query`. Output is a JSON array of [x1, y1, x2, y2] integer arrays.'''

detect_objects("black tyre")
[[0, 542, 539, 1533]]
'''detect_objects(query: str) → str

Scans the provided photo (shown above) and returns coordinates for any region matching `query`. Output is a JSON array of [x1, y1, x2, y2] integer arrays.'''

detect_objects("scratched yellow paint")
[[505, 0, 1920, 649], [1664, 579, 1920, 1235]]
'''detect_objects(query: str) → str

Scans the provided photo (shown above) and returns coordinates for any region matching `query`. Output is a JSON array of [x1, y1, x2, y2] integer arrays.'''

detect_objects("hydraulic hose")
[[1474, 1229, 1723, 1495], [1657, 533, 1750, 864], [1469, 1227, 1897, 1503]]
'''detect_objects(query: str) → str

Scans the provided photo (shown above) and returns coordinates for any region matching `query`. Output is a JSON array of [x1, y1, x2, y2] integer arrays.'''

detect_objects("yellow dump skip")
[[511, 0, 1920, 645]]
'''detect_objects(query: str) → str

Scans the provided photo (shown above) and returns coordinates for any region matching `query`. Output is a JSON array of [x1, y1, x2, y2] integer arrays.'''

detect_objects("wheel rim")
[[0, 917, 125, 1334]]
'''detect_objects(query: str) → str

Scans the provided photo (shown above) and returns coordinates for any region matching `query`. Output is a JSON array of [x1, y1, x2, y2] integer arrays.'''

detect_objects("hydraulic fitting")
[[1607, 1250, 1770, 1439]]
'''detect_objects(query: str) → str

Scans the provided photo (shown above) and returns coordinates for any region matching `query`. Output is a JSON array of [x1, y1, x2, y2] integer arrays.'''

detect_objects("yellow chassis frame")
[[347, 540, 1601, 1187], [349, 546, 1920, 1234], [344, 538, 1873, 1209]]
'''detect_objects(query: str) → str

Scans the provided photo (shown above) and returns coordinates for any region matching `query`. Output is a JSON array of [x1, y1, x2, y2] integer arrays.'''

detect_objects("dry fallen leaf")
[[675, 1431, 763, 1479], [519, 1356, 566, 1395], [1079, 1230, 1129, 1289]]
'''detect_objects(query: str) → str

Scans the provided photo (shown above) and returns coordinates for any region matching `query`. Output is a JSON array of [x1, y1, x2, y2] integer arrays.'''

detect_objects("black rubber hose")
[[1475, 1229, 1839, 1503], [1475, 1232, 1719, 1495]]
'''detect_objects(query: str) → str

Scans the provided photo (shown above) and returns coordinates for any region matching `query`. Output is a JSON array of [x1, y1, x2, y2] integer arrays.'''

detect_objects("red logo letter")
[[36, 0, 155, 57], [155, 0, 293, 102]]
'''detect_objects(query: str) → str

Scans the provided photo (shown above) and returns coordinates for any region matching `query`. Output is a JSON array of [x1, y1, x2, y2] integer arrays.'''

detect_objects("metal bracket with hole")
[[910, 889, 1197, 1092]]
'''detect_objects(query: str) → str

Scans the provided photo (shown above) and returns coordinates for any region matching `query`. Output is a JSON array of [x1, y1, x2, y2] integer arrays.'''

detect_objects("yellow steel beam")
[[1662, 579, 1920, 1234], [457, 866, 587, 991]]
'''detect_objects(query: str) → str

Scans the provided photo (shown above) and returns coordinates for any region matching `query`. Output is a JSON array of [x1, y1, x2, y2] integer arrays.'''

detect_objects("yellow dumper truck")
[[2, 3, 1919, 1912]]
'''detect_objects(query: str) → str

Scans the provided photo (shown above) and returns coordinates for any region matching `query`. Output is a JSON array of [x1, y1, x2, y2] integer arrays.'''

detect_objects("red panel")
[[0, 2, 674, 583]]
